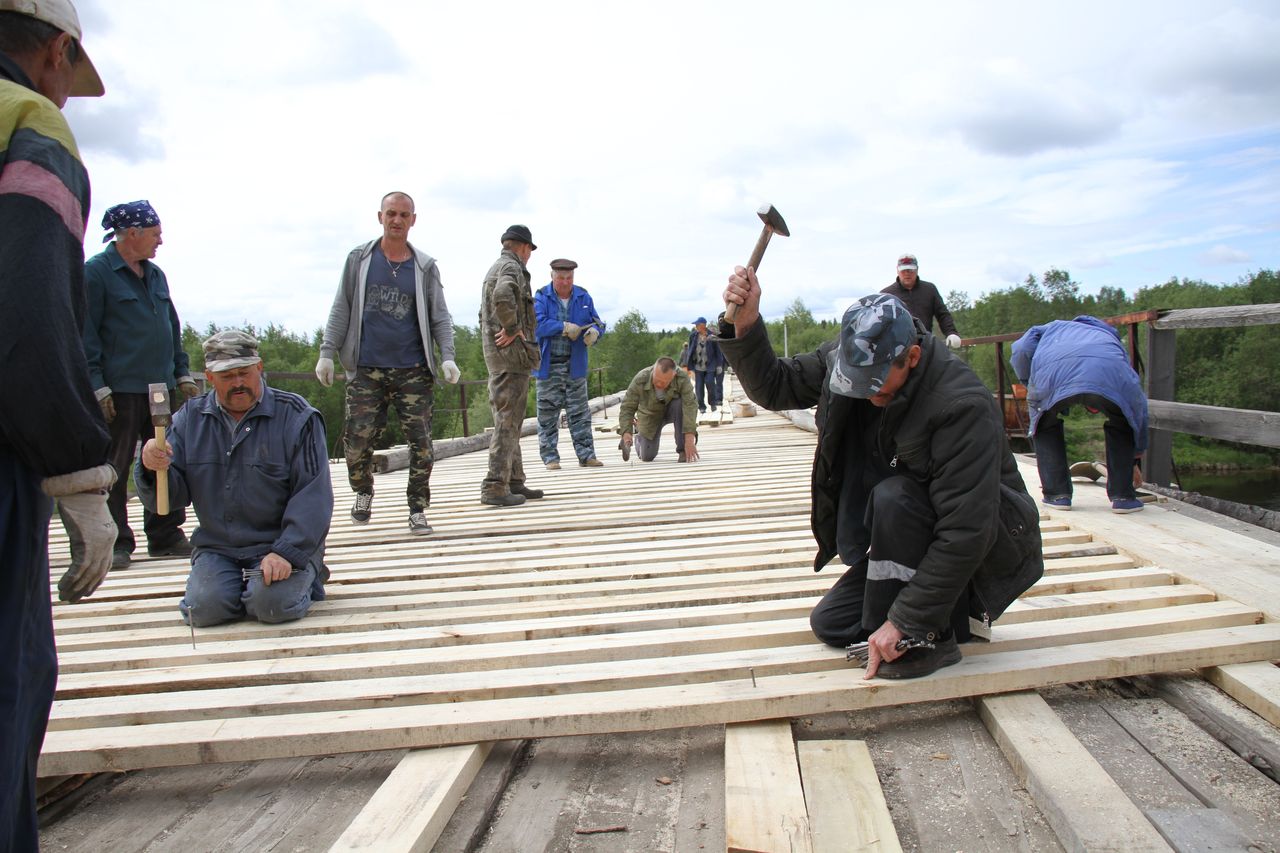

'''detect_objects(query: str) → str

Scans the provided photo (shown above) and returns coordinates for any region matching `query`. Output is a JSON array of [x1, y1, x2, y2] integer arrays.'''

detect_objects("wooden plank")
[[37, 623, 1280, 776], [1152, 303, 1280, 329], [1203, 662, 1280, 728], [1147, 673, 1280, 782], [797, 740, 902, 853], [725, 721, 812, 853], [1148, 399, 1280, 448], [976, 692, 1172, 852], [328, 743, 490, 853]]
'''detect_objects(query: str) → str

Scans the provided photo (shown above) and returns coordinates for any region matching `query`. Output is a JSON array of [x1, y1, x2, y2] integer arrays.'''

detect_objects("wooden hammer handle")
[[724, 228, 775, 324], [154, 425, 169, 516]]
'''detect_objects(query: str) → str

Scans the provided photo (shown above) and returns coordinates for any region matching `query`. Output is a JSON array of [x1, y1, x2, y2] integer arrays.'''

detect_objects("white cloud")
[[1199, 244, 1252, 265]]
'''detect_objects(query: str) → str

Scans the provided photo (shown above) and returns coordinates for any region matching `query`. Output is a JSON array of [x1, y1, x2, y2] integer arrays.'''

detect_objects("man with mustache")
[[138, 330, 333, 626]]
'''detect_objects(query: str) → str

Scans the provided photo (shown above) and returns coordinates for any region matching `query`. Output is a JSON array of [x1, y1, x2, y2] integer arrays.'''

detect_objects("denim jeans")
[[179, 550, 317, 627], [1033, 393, 1137, 502]]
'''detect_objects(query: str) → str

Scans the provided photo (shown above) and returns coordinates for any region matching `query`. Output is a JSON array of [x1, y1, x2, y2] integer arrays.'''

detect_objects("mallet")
[[148, 383, 172, 515], [724, 203, 790, 324]]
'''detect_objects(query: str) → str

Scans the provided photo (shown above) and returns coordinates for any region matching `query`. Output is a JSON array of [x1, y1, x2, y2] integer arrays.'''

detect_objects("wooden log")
[[1152, 303, 1280, 329], [328, 743, 490, 853], [976, 692, 1172, 852], [36, 623, 1280, 776], [798, 740, 902, 853], [725, 721, 812, 853]]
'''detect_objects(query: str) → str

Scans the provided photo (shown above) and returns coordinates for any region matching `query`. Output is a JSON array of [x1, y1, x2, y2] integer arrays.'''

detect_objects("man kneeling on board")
[[138, 330, 332, 626], [718, 269, 1044, 679]]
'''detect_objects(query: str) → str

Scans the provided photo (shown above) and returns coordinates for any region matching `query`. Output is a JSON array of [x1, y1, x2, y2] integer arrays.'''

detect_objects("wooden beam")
[[798, 740, 902, 853], [976, 692, 1172, 852], [328, 744, 490, 853], [37, 623, 1280, 776], [1203, 662, 1280, 728], [725, 721, 812, 853], [1148, 399, 1280, 448], [1153, 303, 1280, 330]]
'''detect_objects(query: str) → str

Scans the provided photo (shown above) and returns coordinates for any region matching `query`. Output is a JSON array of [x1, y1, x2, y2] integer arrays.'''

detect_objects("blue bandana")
[[101, 200, 160, 242]]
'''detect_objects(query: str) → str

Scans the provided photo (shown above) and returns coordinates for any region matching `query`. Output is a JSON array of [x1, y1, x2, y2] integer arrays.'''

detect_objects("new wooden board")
[[725, 721, 812, 853], [798, 740, 902, 853]]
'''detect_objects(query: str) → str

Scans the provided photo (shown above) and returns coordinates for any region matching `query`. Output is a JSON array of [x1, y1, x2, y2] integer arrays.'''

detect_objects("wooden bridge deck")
[[37, 385, 1280, 852]]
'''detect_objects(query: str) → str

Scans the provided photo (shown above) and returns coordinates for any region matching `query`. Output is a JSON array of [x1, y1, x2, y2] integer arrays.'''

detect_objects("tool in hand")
[[723, 203, 790, 324], [148, 382, 172, 515], [845, 636, 937, 667]]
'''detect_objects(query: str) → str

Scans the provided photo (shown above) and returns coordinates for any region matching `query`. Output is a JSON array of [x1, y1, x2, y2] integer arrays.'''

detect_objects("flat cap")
[[549, 258, 577, 271]]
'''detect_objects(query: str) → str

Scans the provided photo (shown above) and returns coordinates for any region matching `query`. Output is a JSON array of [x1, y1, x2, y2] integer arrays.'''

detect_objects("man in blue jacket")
[[84, 200, 199, 570], [682, 317, 725, 413], [1011, 316, 1149, 513], [138, 331, 333, 626], [533, 258, 606, 469]]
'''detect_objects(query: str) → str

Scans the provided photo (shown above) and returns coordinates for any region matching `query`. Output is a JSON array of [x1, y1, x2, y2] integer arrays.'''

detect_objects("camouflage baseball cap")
[[828, 294, 916, 398], [202, 330, 261, 372]]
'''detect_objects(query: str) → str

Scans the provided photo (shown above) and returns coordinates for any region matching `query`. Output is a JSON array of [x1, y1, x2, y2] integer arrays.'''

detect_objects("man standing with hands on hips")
[[317, 191, 460, 535], [83, 199, 198, 570], [534, 257, 606, 469]]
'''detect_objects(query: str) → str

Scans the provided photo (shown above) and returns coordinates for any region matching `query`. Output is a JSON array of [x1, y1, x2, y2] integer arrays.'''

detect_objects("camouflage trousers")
[[344, 365, 434, 512], [482, 370, 529, 497], [536, 362, 596, 464]]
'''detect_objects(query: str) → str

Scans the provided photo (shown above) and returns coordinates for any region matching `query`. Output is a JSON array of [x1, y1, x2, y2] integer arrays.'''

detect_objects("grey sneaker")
[[408, 511, 432, 535], [545, 461, 561, 470], [351, 492, 373, 524]]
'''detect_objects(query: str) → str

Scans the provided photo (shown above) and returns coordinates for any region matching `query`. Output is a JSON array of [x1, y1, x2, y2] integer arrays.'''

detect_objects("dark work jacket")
[[881, 278, 958, 337], [718, 316, 1043, 638]]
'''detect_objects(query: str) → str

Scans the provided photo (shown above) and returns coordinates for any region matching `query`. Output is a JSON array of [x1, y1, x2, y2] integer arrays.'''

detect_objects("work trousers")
[[0, 450, 57, 852], [1033, 393, 1137, 502], [536, 361, 596, 464], [692, 369, 721, 411], [483, 371, 530, 496], [809, 476, 972, 648], [104, 391, 187, 554], [179, 551, 318, 627], [634, 397, 688, 462], [344, 365, 435, 512]]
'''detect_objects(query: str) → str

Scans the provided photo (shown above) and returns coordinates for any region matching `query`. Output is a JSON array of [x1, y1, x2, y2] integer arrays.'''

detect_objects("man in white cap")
[[882, 253, 963, 349], [1, 0, 109, 846]]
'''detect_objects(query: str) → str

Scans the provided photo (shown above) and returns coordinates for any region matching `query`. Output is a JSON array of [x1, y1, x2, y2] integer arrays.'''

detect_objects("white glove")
[[440, 359, 461, 384], [562, 321, 582, 341], [583, 327, 600, 347], [42, 464, 118, 603], [315, 357, 335, 386], [946, 334, 962, 349]]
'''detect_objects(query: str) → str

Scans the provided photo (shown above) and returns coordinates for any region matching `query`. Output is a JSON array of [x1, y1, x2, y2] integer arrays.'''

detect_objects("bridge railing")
[[961, 303, 1280, 487]]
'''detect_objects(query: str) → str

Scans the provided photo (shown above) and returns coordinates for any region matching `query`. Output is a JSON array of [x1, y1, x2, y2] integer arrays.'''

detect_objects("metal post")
[[1144, 325, 1176, 486], [996, 341, 1007, 427], [460, 381, 470, 438]]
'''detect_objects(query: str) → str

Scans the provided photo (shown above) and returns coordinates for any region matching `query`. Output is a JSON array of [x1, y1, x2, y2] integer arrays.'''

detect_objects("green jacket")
[[617, 366, 698, 440], [480, 249, 539, 374]]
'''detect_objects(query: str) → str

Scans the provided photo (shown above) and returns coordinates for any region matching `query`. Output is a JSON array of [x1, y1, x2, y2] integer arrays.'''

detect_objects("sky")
[[64, 0, 1279, 336]]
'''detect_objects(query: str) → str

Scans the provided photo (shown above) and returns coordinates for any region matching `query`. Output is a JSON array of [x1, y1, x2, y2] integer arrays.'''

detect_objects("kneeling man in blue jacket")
[[137, 330, 333, 626], [1012, 316, 1149, 514]]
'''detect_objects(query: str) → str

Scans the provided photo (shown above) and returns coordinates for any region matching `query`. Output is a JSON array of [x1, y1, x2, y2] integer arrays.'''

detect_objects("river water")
[[1175, 469, 1280, 511]]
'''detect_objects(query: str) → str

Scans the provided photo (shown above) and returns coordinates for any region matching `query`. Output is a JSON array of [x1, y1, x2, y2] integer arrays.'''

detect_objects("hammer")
[[148, 383, 172, 515], [724, 203, 790, 324]]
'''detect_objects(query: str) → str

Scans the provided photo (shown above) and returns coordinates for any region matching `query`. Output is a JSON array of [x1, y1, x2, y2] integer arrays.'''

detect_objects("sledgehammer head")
[[148, 383, 172, 427], [757, 203, 790, 238]]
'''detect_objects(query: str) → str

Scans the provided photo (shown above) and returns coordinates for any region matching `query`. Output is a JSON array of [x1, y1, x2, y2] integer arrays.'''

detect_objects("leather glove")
[[583, 327, 600, 347], [315, 357, 335, 387], [98, 394, 116, 424], [440, 359, 461, 384], [946, 334, 962, 349], [177, 379, 200, 399], [42, 464, 118, 603], [562, 321, 582, 341]]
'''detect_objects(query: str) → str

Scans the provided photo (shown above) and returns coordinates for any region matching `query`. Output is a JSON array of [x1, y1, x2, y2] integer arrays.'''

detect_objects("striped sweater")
[[0, 54, 109, 477]]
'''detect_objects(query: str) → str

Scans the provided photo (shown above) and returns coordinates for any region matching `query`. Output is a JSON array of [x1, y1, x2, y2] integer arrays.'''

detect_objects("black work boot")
[[481, 492, 526, 507], [876, 635, 962, 679], [509, 483, 544, 500]]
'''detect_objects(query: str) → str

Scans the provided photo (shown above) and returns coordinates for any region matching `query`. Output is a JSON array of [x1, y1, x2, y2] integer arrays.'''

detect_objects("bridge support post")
[[1145, 326, 1176, 485]]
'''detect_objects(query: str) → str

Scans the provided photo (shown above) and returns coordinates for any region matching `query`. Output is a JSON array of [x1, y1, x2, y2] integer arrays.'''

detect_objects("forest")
[[181, 269, 1278, 468]]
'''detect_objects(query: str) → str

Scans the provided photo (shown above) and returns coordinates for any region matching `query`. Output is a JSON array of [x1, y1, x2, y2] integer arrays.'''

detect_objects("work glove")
[[562, 321, 582, 341], [42, 464, 118, 603], [715, 366, 723, 375], [177, 378, 200, 399], [583, 327, 600, 347], [315, 356, 335, 387], [440, 360, 461, 384], [946, 334, 962, 349], [98, 393, 116, 424]]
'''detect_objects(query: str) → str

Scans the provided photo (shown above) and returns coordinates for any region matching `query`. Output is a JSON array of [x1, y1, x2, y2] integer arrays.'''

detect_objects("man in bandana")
[[83, 200, 199, 569], [719, 268, 1044, 679], [138, 330, 332, 627]]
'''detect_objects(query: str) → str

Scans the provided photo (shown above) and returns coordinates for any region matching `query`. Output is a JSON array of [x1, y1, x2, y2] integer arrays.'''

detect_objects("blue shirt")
[[358, 245, 427, 368], [135, 381, 333, 573]]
